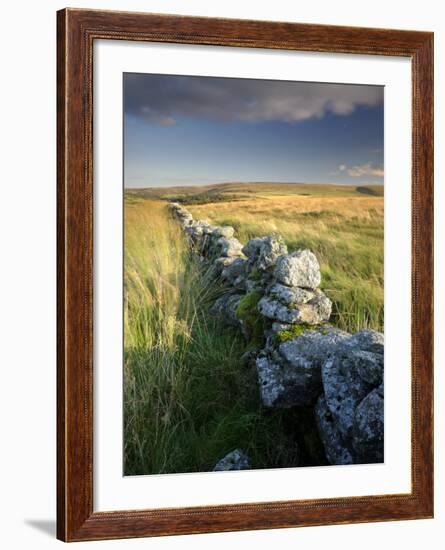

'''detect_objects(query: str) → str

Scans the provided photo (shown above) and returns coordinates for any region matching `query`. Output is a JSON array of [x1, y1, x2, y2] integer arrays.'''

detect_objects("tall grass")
[[188, 196, 383, 333], [124, 200, 324, 475]]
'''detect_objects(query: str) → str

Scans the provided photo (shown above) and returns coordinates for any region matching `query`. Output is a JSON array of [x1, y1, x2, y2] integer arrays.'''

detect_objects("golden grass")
[[123, 186, 384, 475], [124, 198, 316, 475], [188, 194, 383, 221], [187, 193, 384, 333]]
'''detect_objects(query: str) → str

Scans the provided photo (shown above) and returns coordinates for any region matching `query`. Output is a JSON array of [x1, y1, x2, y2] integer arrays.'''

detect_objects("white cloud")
[[345, 162, 384, 177]]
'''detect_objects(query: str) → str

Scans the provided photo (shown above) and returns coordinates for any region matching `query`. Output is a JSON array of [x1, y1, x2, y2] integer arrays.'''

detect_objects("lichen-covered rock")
[[352, 348, 384, 387], [178, 216, 193, 228], [211, 225, 235, 239], [184, 220, 210, 246], [221, 257, 248, 289], [257, 297, 301, 324], [321, 342, 383, 438], [216, 237, 244, 258], [271, 322, 294, 333], [245, 278, 266, 293], [169, 204, 194, 227], [211, 256, 239, 278], [256, 328, 350, 407], [268, 283, 315, 306], [315, 395, 354, 465], [344, 329, 384, 355], [257, 289, 332, 325], [274, 250, 321, 289], [256, 355, 288, 407], [352, 385, 384, 463], [170, 202, 385, 467], [315, 330, 384, 465], [316, 383, 384, 466], [184, 221, 204, 238], [278, 327, 350, 368], [213, 449, 251, 471], [242, 236, 288, 272]]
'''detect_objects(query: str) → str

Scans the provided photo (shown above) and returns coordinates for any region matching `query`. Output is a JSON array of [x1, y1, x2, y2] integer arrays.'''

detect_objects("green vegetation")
[[185, 182, 384, 333], [235, 291, 265, 345], [171, 192, 244, 205], [275, 323, 319, 344], [124, 200, 305, 475], [355, 185, 384, 196], [124, 182, 384, 475]]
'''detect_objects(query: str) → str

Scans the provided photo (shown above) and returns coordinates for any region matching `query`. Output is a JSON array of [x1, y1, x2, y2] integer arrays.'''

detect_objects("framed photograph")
[[57, 8, 433, 542]]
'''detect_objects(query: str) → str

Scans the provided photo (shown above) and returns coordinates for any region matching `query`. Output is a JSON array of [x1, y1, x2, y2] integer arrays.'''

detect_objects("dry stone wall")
[[169, 202, 384, 467]]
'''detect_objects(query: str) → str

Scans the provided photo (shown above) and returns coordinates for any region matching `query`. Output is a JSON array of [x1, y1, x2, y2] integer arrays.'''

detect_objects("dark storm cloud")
[[124, 73, 383, 126]]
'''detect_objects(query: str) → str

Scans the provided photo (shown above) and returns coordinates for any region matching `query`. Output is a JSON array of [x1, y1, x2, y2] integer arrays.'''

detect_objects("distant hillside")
[[355, 185, 384, 197], [125, 182, 384, 205]]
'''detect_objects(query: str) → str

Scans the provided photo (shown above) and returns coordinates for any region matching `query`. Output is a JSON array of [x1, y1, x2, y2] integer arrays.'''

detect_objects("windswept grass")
[[124, 183, 383, 475], [124, 199, 324, 475], [187, 191, 383, 333]]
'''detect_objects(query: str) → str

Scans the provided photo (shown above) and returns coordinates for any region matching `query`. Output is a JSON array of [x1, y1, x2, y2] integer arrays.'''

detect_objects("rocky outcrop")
[[170, 202, 333, 339], [213, 449, 251, 471], [243, 235, 288, 273], [321, 336, 383, 439], [315, 331, 384, 464], [258, 289, 332, 325], [315, 396, 354, 465], [352, 384, 384, 463], [256, 328, 349, 408], [274, 249, 322, 289], [168, 202, 384, 467]]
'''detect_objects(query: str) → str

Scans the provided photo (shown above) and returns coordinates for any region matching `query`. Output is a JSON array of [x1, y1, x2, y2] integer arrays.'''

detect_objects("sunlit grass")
[[124, 199, 323, 475], [188, 194, 383, 333], [124, 185, 383, 475]]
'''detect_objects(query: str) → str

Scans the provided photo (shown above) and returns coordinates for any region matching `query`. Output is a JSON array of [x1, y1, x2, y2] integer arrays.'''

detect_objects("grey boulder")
[[216, 237, 244, 258], [211, 256, 239, 278], [274, 250, 321, 289], [321, 340, 383, 438], [243, 236, 288, 271], [256, 328, 350, 407], [268, 283, 316, 306], [343, 329, 384, 355], [315, 395, 354, 465], [257, 289, 332, 325], [221, 257, 248, 288], [213, 449, 251, 471], [352, 385, 384, 463], [211, 226, 235, 239]]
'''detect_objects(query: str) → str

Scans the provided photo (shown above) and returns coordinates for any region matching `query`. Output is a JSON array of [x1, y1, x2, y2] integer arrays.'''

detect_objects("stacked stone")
[[256, 327, 384, 464], [168, 202, 384, 466], [316, 330, 384, 464], [257, 250, 332, 327], [213, 449, 251, 471], [168, 202, 193, 228], [169, 211, 244, 278]]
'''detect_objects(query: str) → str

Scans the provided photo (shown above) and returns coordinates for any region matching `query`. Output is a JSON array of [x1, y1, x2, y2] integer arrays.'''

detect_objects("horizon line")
[[124, 180, 384, 191]]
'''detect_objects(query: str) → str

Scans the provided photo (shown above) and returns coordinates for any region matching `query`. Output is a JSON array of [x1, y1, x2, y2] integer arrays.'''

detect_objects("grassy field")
[[128, 183, 384, 333], [124, 183, 383, 475]]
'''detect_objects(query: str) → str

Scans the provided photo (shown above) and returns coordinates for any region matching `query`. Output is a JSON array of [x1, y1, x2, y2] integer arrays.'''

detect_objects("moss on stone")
[[236, 291, 262, 323], [236, 291, 265, 345], [275, 323, 319, 344], [248, 267, 263, 282]]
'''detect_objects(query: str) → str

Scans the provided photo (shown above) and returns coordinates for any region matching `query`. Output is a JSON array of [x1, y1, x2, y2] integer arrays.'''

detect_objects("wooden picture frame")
[[57, 8, 434, 542]]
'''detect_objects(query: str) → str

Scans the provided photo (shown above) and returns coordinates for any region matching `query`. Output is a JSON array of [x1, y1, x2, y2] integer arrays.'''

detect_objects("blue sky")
[[124, 73, 383, 188]]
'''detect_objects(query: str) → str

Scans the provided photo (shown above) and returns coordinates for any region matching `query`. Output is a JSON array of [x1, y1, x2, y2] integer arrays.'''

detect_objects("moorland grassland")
[[124, 183, 383, 475]]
